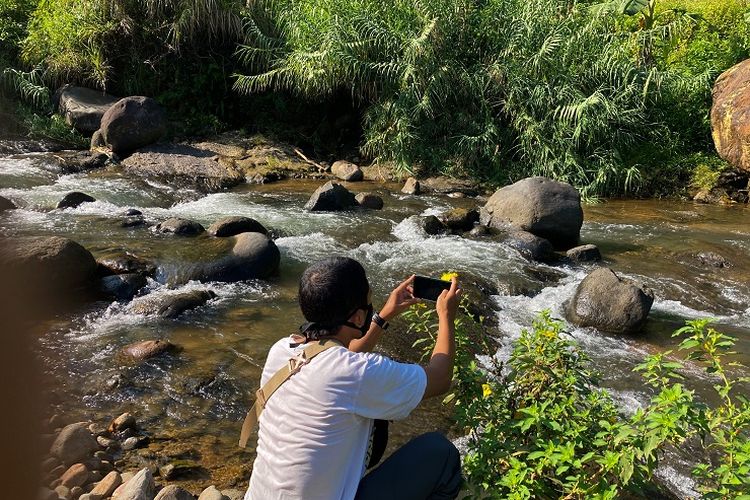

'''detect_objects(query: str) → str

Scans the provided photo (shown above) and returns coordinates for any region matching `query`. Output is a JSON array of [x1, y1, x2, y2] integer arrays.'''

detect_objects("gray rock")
[[154, 217, 205, 236], [420, 176, 478, 196], [566, 244, 602, 263], [198, 486, 228, 500], [331, 160, 363, 181], [420, 215, 448, 236], [91, 129, 105, 149], [565, 268, 654, 334], [57, 192, 96, 209], [121, 144, 244, 192], [355, 192, 384, 210], [100, 96, 167, 155], [98, 273, 147, 300], [128, 290, 216, 319], [468, 224, 491, 237], [54, 485, 71, 500], [481, 177, 583, 250], [114, 467, 154, 500], [504, 231, 556, 263], [439, 208, 479, 232], [155, 485, 196, 500], [50, 423, 99, 466], [0, 195, 17, 210], [121, 436, 148, 451], [401, 177, 420, 195], [219, 490, 245, 500], [195, 233, 280, 282], [54, 85, 120, 134], [124, 208, 142, 216], [208, 216, 268, 237], [304, 181, 357, 211], [120, 216, 146, 228]]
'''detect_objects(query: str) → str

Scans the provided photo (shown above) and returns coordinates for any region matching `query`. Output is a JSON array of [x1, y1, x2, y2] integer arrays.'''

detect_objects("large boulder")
[[121, 144, 245, 191], [50, 423, 98, 466], [99, 96, 167, 155], [481, 177, 583, 250], [197, 232, 280, 282], [304, 181, 357, 211], [54, 85, 120, 134], [98, 273, 147, 300], [208, 216, 267, 237], [711, 58, 750, 173], [564, 268, 654, 334], [355, 192, 384, 210], [331, 160, 363, 181], [128, 290, 216, 319], [0, 236, 96, 291], [439, 208, 479, 232]]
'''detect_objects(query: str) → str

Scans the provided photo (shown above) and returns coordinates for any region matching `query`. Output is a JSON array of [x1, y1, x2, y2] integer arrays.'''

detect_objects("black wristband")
[[372, 312, 389, 331]]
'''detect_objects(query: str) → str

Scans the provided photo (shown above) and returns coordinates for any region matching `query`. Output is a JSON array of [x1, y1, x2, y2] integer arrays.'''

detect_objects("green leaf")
[[621, 0, 649, 15]]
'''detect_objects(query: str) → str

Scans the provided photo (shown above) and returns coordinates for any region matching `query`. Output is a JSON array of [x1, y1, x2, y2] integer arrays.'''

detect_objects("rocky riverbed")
[[0, 132, 748, 499]]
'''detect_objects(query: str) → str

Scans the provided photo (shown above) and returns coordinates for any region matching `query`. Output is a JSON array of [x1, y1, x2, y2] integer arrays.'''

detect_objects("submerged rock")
[[120, 339, 175, 361], [208, 216, 268, 237], [0, 195, 17, 211], [128, 290, 216, 319], [355, 192, 384, 210], [565, 267, 654, 334], [695, 251, 731, 268], [154, 217, 205, 236], [97, 254, 156, 277], [331, 160, 363, 181], [99, 96, 167, 155], [420, 176, 479, 196], [304, 181, 357, 211], [54, 85, 120, 134], [57, 191, 96, 209], [481, 176, 583, 250], [98, 273, 147, 300]]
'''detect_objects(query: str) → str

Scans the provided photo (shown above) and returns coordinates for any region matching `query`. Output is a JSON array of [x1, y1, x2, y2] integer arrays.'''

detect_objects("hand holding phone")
[[412, 275, 452, 302]]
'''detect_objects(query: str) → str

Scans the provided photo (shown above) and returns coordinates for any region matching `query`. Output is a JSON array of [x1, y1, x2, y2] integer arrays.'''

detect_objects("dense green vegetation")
[[405, 304, 750, 498], [1, 0, 749, 195]]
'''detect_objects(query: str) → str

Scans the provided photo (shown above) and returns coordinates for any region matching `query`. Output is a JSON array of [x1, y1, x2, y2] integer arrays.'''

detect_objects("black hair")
[[298, 257, 370, 340]]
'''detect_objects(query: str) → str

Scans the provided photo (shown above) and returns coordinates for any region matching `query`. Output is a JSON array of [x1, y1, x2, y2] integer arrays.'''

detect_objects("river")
[[1, 150, 748, 494]]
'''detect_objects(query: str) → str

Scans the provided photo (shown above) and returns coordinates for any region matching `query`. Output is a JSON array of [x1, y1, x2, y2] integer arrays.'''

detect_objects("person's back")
[[242, 257, 463, 500], [247, 337, 426, 499]]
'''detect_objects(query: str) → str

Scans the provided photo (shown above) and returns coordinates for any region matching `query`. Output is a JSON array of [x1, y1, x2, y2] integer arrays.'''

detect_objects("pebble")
[[97, 436, 118, 448], [70, 486, 84, 499], [121, 436, 148, 450], [54, 485, 71, 499], [154, 484, 195, 500], [50, 422, 99, 466]]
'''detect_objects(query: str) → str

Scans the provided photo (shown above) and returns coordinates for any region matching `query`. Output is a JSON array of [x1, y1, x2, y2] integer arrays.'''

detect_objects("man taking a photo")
[[243, 256, 463, 499]]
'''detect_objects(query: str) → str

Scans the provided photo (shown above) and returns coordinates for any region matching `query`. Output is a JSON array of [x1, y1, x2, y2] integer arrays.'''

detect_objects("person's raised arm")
[[422, 277, 460, 399], [348, 275, 418, 353]]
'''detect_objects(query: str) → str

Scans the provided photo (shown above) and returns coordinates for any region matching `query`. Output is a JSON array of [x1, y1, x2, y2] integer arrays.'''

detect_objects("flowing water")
[[1, 151, 749, 494]]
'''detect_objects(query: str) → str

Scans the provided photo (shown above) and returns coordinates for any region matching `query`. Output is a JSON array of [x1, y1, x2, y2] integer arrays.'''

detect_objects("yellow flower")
[[482, 383, 492, 399], [440, 271, 459, 281]]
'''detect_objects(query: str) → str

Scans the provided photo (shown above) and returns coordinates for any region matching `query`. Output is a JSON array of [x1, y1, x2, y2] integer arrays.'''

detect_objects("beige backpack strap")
[[238, 339, 342, 448]]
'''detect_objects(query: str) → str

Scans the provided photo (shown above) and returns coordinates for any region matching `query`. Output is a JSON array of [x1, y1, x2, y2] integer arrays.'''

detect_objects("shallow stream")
[[1, 151, 748, 494]]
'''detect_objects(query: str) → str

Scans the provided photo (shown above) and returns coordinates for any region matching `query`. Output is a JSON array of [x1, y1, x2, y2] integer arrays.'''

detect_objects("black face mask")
[[344, 303, 373, 338]]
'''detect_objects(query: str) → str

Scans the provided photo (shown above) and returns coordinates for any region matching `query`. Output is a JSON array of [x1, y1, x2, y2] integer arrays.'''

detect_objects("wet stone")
[[109, 412, 137, 432], [154, 217, 205, 236], [566, 244, 602, 263], [57, 192, 96, 209], [401, 177, 420, 195]]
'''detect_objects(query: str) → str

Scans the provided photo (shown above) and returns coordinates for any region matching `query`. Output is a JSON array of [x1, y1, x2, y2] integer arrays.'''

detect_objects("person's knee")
[[418, 432, 460, 465]]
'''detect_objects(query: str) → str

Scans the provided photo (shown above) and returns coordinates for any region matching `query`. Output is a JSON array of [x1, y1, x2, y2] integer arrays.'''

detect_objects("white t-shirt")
[[244, 336, 428, 500]]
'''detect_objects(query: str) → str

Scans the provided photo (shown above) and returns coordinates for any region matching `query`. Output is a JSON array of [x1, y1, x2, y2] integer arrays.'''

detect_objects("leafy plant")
[[405, 300, 750, 498]]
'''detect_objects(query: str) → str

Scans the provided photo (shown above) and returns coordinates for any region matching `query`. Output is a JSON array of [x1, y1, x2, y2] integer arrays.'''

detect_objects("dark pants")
[[355, 432, 463, 500]]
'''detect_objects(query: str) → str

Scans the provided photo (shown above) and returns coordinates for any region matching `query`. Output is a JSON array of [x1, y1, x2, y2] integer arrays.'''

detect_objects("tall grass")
[[235, 0, 749, 197]]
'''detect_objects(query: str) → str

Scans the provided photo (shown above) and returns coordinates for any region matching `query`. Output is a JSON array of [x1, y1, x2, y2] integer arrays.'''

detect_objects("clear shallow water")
[[1, 152, 749, 492]]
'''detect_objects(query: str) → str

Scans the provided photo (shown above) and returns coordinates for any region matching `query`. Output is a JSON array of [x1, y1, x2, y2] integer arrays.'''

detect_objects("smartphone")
[[413, 275, 452, 301]]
